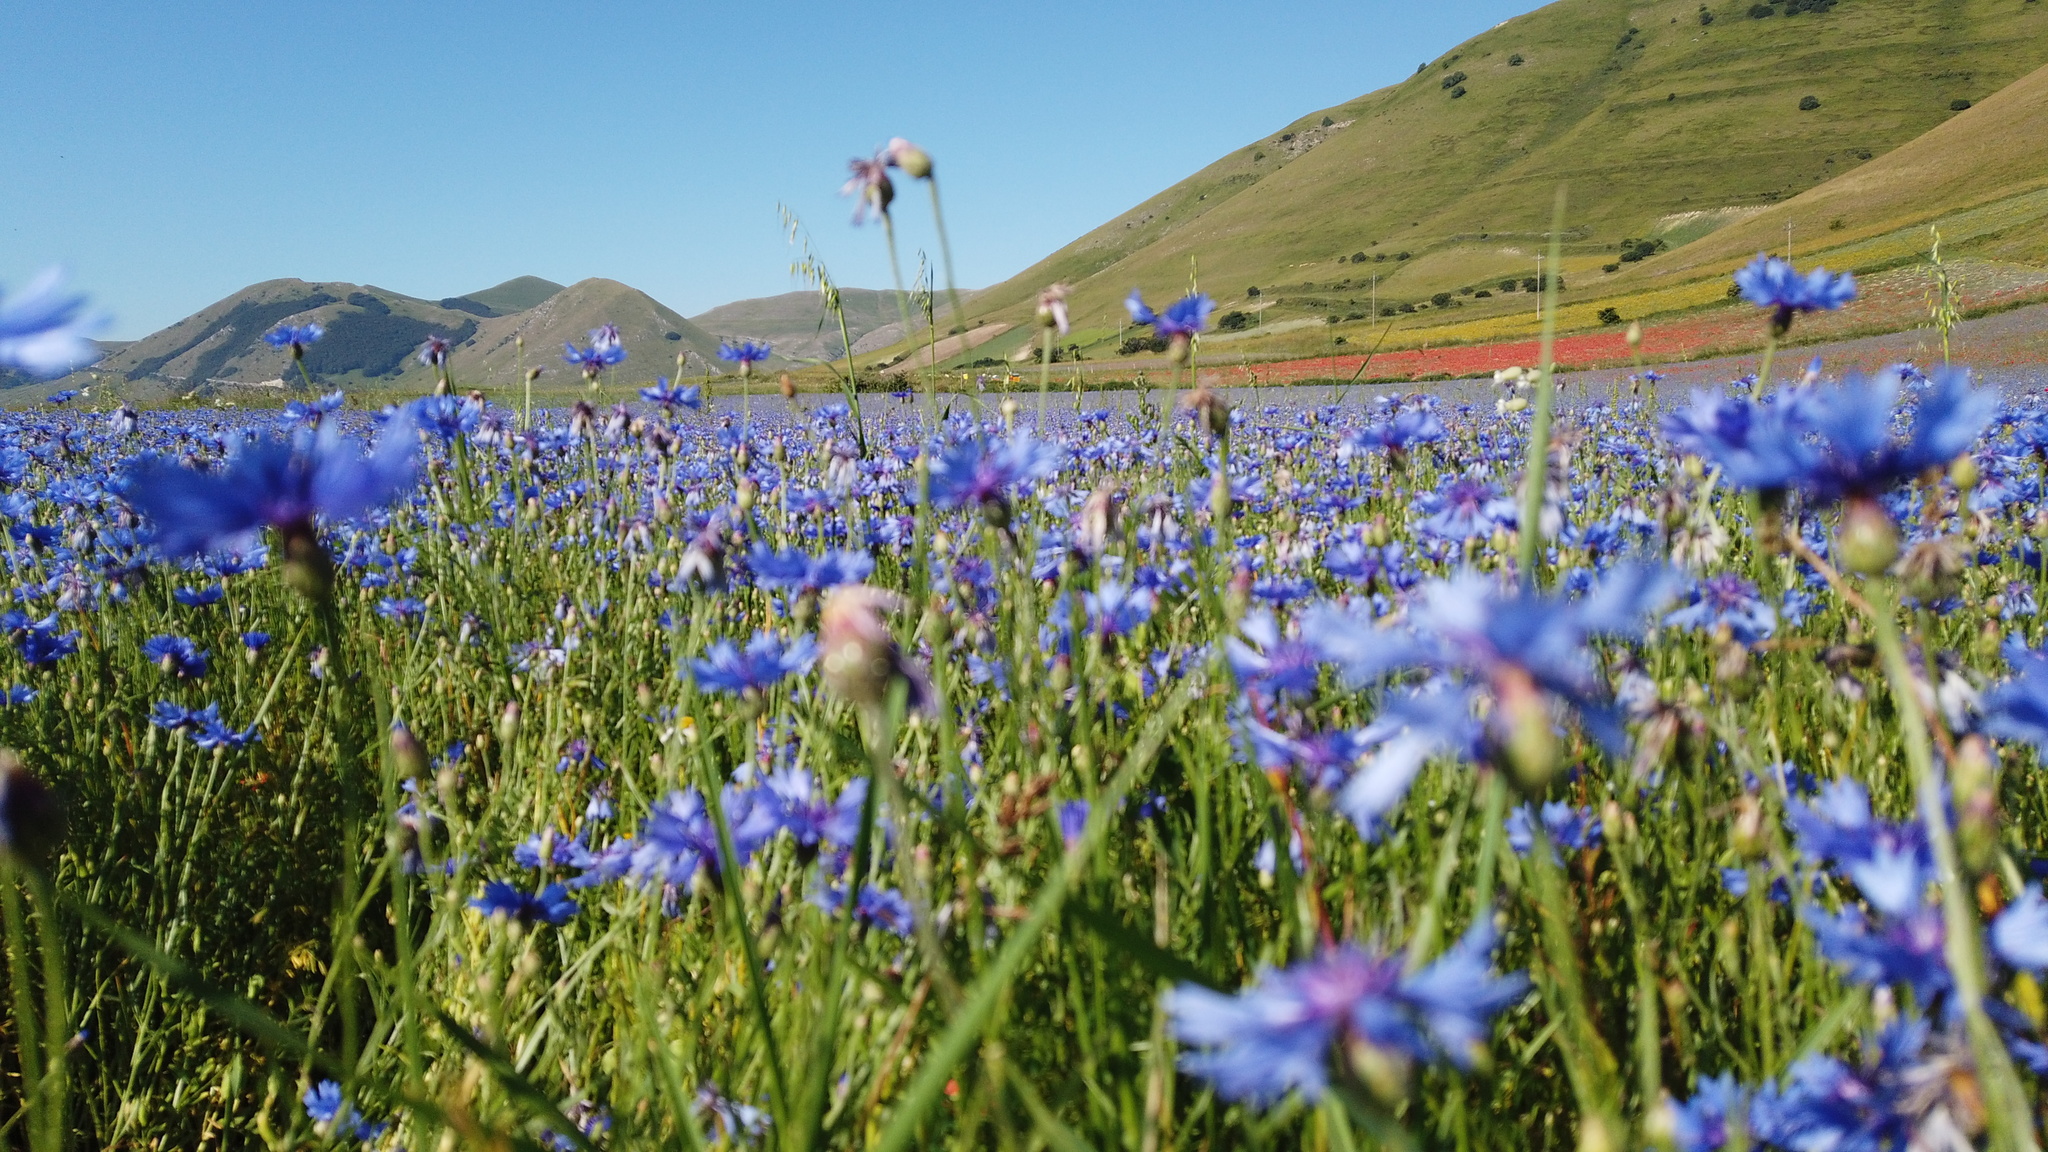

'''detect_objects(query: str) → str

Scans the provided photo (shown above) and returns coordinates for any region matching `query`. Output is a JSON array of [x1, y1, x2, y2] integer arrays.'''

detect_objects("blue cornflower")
[[1164, 916, 1526, 1105], [0, 269, 103, 377], [375, 597, 427, 624], [1806, 902, 1949, 1002], [15, 619, 78, 667], [407, 394, 482, 442], [1747, 1017, 1935, 1152], [1734, 254, 1856, 335], [1306, 565, 1676, 802], [925, 432, 1065, 517], [1080, 580, 1155, 638], [470, 880, 579, 926], [1992, 884, 2048, 971], [283, 392, 346, 426], [241, 631, 271, 652], [761, 769, 866, 851], [1125, 290, 1215, 340], [1786, 366, 1996, 504], [1238, 712, 1373, 793], [189, 706, 259, 750], [717, 340, 772, 370], [1343, 406, 1446, 460], [1505, 802, 1602, 856], [1980, 640, 2048, 753], [1414, 473, 1516, 540], [747, 546, 874, 595], [150, 701, 198, 730], [142, 635, 209, 678], [640, 376, 703, 411], [1664, 573, 1777, 645], [263, 322, 324, 358], [174, 585, 224, 608], [1057, 800, 1089, 850], [2, 686, 36, 705], [120, 415, 419, 559], [1665, 1073, 1748, 1152], [416, 333, 453, 368], [302, 1080, 348, 1124], [690, 632, 819, 696], [854, 885, 914, 936], [1225, 610, 1324, 700], [45, 389, 78, 405], [563, 339, 627, 380]]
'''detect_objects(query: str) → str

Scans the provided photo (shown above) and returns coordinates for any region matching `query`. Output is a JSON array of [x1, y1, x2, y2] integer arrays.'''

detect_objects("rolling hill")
[[51, 276, 729, 401], [932, 0, 2048, 365], [690, 287, 914, 363]]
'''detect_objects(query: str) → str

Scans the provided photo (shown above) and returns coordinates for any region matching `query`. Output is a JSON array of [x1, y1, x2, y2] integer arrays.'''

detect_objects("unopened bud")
[[1498, 674, 1557, 796], [779, 373, 796, 400], [888, 138, 933, 179], [1625, 321, 1643, 349], [497, 702, 521, 748], [1730, 794, 1766, 860], [389, 722, 428, 780], [1950, 453, 1980, 491], [1837, 497, 1899, 575]]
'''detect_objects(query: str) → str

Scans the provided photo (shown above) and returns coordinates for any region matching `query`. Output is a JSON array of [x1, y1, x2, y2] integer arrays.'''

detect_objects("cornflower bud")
[[1837, 496, 1899, 575], [1950, 453, 1980, 491]]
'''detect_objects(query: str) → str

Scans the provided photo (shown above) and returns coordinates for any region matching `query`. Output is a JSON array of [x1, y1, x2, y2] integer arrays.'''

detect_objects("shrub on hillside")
[[1598, 307, 1623, 325], [1216, 311, 1250, 332], [1799, 95, 1822, 111]]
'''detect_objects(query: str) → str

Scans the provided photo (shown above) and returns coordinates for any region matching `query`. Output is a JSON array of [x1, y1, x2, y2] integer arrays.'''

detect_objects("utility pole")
[[1372, 273, 1378, 319]]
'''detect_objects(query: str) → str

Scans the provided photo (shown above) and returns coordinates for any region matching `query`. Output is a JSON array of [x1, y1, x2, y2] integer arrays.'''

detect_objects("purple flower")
[[762, 769, 866, 850], [263, 322, 324, 357], [690, 632, 819, 696], [1505, 802, 1602, 856], [1992, 884, 2048, 971], [746, 546, 874, 595], [417, 334, 453, 367], [1664, 573, 1777, 645], [841, 152, 894, 223], [119, 415, 419, 559], [563, 339, 627, 379], [1057, 800, 1089, 850], [717, 340, 772, 368], [0, 268, 105, 377], [1734, 254, 1857, 334], [1415, 474, 1515, 540], [1164, 916, 1526, 1105], [926, 432, 1065, 514], [142, 635, 208, 678], [1980, 641, 2048, 753], [1125, 290, 1214, 340], [470, 880, 579, 926], [640, 376, 702, 411]]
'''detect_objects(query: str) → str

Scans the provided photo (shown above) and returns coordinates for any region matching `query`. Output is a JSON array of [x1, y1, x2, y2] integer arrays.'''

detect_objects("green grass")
[[926, 0, 2048, 364]]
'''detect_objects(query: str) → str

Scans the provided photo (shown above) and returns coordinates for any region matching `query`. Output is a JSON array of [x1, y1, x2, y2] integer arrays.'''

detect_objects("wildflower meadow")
[[5, 144, 2048, 1152]]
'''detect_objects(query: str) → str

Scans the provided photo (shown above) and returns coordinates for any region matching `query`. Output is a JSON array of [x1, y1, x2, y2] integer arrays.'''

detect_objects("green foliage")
[[1597, 306, 1623, 324], [1800, 94, 1823, 111], [302, 314, 477, 379], [1216, 311, 1250, 331]]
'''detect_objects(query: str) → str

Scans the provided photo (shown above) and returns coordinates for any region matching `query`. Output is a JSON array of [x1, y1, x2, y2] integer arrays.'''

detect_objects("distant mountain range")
[[35, 277, 938, 401]]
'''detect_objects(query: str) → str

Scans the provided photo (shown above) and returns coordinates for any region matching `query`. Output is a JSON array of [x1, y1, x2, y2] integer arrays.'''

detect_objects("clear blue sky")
[[4, 0, 1537, 339]]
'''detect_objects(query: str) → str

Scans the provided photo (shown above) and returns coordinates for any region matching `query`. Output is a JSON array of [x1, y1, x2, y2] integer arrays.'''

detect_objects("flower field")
[[9, 168, 2048, 1152]]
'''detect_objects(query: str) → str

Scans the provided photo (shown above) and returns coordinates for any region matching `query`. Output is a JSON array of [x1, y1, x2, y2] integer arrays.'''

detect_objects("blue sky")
[[4, 1, 1537, 339]]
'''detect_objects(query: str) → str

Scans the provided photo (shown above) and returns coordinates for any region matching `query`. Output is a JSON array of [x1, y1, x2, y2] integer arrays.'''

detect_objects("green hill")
[[690, 288, 913, 363], [49, 276, 728, 402], [454, 275, 565, 316], [936, 0, 2048, 365]]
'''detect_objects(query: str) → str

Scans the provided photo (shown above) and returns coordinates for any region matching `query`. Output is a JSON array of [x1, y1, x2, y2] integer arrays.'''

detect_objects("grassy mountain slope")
[[449, 277, 729, 390], [458, 276, 565, 316], [689, 288, 904, 362], [1623, 58, 2048, 283], [53, 277, 724, 400], [940, 0, 2048, 363]]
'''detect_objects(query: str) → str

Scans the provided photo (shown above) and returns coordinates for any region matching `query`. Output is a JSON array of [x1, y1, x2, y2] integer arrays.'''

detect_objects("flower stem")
[[1517, 188, 1567, 591], [1865, 581, 2040, 1152]]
